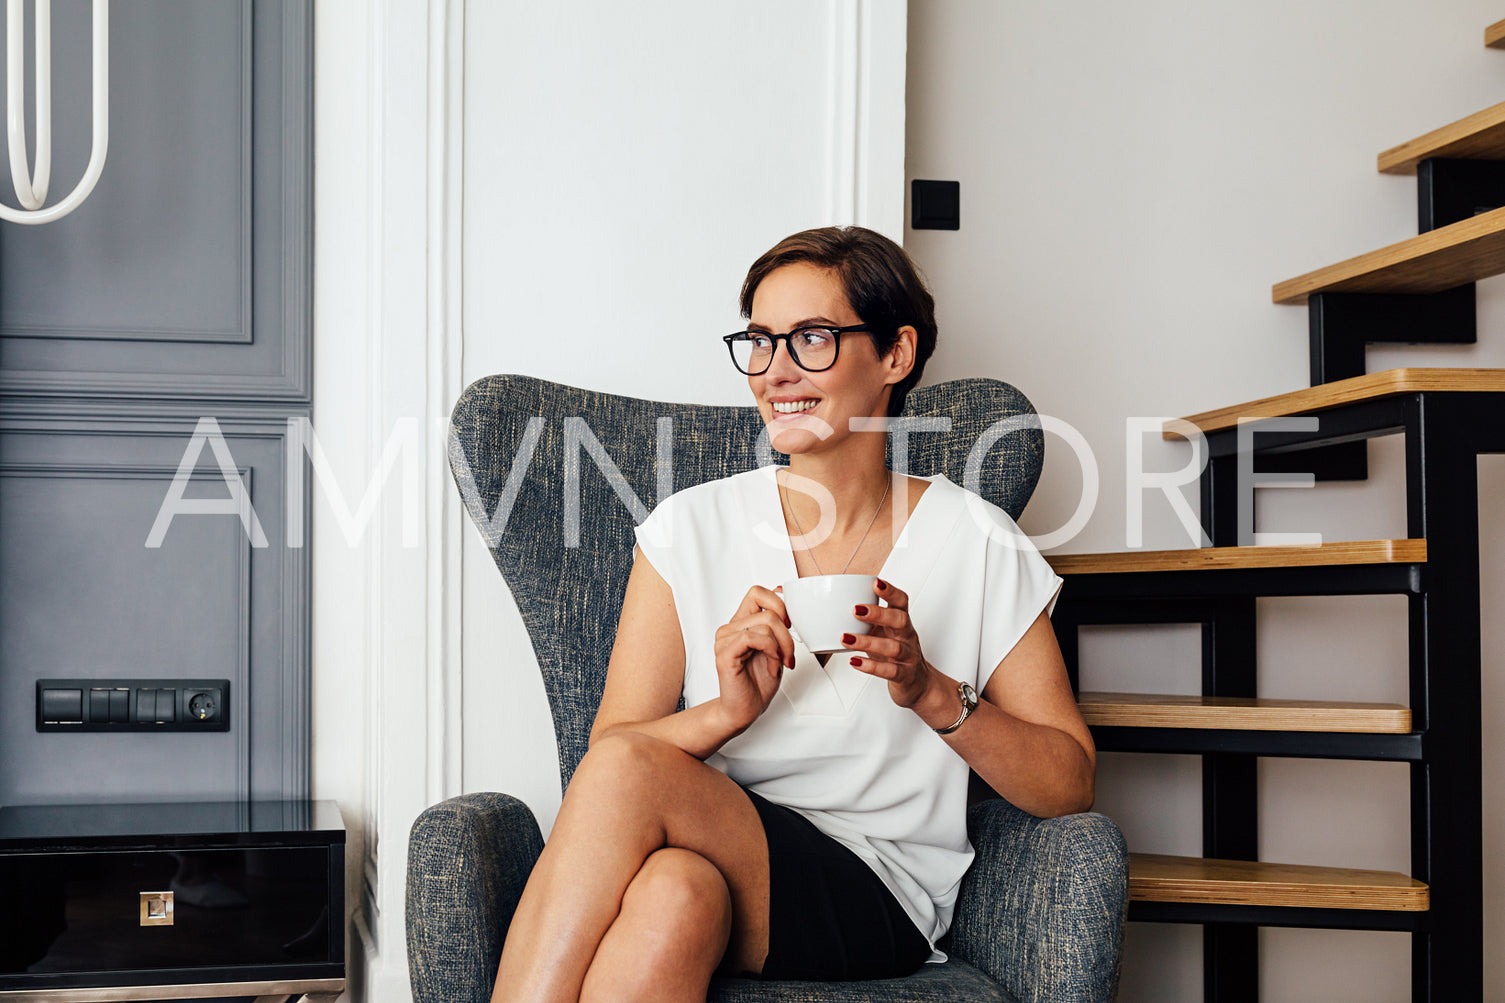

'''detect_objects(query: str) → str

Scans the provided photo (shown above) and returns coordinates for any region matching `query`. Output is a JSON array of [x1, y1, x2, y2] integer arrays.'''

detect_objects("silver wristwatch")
[[934, 680, 978, 735]]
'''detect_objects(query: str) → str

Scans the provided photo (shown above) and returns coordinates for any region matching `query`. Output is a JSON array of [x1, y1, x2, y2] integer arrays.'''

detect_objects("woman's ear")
[[883, 326, 919, 386]]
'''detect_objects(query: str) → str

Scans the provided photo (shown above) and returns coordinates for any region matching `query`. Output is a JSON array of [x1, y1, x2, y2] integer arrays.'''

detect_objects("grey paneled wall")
[[0, 405, 310, 805], [0, 0, 311, 401], [0, 1, 311, 807]]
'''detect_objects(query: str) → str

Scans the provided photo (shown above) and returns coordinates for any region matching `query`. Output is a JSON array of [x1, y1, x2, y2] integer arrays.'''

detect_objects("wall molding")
[[428, 0, 466, 817], [348, 0, 467, 993], [825, 0, 861, 227], [0, 461, 253, 801], [0, 0, 314, 403], [825, 0, 907, 239], [0, 3, 255, 346], [0, 411, 312, 803]]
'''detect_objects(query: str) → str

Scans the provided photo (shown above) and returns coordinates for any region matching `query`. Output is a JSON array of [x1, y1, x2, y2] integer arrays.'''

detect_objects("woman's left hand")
[[842, 578, 935, 710]]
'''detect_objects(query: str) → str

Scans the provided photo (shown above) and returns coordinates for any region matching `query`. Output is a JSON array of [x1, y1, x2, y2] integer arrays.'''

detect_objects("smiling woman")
[[739, 227, 938, 420], [488, 226, 1094, 1003]]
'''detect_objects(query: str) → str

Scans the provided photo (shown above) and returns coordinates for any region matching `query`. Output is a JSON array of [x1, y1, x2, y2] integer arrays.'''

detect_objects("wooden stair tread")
[[1130, 853, 1429, 911], [1046, 539, 1425, 575], [1167, 366, 1505, 435], [1378, 98, 1505, 174], [1272, 205, 1505, 303], [1487, 17, 1505, 48], [1079, 692, 1411, 733]]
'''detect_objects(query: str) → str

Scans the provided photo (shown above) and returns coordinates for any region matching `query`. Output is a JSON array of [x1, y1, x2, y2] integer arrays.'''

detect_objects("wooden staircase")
[[1378, 99, 1505, 174], [1129, 855, 1430, 912], [1045, 21, 1505, 1002], [1077, 693, 1412, 735], [1270, 205, 1505, 302]]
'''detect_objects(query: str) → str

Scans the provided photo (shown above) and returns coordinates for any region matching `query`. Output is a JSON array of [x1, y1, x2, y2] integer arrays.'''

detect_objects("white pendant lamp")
[[0, 0, 108, 225]]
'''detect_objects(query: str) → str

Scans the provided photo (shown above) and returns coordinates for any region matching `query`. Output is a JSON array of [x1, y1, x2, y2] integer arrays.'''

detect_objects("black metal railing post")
[[1405, 394, 1485, 1001]]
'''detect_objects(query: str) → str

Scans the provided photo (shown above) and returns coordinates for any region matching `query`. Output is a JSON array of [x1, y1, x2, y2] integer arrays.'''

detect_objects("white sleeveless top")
[[633, 466, 1062, 959]]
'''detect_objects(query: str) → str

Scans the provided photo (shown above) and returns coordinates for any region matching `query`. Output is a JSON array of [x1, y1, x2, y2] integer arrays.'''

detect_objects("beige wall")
[[905, 2, 1505, 1000]]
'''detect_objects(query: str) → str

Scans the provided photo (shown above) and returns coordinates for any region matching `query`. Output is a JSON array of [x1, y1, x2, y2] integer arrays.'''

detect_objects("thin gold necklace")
[[781, 470, 892, 576]]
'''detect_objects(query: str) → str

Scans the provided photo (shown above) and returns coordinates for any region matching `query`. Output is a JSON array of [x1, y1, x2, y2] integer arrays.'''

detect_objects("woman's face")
[[746, 262, 909, 457]]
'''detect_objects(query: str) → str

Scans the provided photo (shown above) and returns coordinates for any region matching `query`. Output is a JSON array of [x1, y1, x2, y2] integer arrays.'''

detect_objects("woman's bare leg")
[[490, 732, 770, 1003], [579, 848, 732, 1003]]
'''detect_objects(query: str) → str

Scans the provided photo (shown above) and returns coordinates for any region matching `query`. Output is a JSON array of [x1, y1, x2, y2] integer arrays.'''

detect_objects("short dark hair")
[[739, 226, 937, 417]]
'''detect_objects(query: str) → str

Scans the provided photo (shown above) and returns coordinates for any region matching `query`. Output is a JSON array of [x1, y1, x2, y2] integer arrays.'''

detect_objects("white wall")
[[458, 0, 908, 837], [313, 2, 907, 1000], [905, 2, 1505, 1000]]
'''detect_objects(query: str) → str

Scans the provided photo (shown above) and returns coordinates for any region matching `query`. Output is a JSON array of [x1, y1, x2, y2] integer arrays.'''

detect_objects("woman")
[[491, 227, 1095, 1003]]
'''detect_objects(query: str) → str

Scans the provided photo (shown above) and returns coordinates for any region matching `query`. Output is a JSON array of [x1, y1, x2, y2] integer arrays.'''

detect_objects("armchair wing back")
[[446, 374, 1045, 786]]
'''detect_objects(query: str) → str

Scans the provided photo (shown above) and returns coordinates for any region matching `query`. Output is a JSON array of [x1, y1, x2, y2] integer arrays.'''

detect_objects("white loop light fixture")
[[1, 0, 108, 225]]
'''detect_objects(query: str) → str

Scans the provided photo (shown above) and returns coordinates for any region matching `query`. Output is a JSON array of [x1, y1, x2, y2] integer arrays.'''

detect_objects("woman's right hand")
[[713, 585, 795, 733]]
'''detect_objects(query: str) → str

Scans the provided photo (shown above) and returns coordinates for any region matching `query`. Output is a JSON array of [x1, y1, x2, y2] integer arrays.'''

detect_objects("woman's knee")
[[568, 731, 698, 805], [579, 849, 733, 1003], [606, 847, 733, 994], [624, 847, 733, 943]]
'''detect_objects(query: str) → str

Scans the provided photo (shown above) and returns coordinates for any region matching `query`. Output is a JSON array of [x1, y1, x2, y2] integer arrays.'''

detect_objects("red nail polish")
[[854, 605, 869, 616], [851, 657, 863, 666], [876, 580, 887, 591], [842, 633, 856, 645], [784, 615, 792, 627]]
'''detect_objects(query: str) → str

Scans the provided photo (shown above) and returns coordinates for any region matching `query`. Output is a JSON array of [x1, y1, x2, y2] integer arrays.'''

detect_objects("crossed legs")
[[491, 732, 771, 1003]]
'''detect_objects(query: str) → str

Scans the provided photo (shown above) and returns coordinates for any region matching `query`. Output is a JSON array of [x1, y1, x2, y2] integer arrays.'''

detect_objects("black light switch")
[[911, 179, 960, 230], [90, 689, 110, 723], [109, 689, 129, 724], [40, 688, 83, 723]]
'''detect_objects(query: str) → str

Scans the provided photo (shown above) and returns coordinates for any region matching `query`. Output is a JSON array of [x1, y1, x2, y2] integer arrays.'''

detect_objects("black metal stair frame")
[[1053, 387, 1505, 1002], [1306, 285, 1476, 388], [1281, 158, 1503, 486], [1302, 159, 1505, 394], [1418, 157, 1505, 233]]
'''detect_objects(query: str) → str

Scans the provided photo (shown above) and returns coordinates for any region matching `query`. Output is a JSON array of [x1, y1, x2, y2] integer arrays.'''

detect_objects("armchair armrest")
[[950, 799, 1128, 1003], [406, 793, 545, 1003]]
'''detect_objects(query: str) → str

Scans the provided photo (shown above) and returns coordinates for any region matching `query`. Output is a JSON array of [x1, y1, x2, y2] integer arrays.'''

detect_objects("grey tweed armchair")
[[407, 374, 1128, 1003]]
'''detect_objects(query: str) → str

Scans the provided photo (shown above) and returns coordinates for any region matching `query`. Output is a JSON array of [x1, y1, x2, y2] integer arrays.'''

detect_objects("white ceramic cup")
[[780, 574, 879, 655]]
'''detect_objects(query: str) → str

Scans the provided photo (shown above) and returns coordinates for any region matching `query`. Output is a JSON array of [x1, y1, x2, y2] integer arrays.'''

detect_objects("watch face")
[[960, 681, 978, 708]]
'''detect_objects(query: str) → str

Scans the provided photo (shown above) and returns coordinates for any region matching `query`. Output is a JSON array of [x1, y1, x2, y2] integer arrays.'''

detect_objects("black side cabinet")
[[0, 800, 344, 1000]]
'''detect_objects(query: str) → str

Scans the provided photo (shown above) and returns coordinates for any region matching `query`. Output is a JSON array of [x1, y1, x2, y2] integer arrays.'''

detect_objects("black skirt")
[[740, 786, 932, 982]]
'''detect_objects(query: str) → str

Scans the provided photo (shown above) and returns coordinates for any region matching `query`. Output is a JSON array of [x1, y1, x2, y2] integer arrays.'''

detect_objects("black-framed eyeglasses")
[[722, 324, 871, 376]]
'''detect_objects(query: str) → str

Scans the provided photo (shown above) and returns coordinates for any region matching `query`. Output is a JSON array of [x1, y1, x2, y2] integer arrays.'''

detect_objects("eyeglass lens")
[[732, 329, 838, 374]]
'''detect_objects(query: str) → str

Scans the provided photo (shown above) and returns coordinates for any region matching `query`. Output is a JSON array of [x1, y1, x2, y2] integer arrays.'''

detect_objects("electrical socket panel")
[[35, 679, 230, 733]]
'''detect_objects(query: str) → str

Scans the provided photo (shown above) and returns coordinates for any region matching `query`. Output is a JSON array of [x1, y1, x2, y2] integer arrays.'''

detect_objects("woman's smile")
[[769, 397, 820, 416]]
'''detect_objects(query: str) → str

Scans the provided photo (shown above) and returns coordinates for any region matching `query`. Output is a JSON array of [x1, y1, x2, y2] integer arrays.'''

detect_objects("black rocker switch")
[[109, 689, 129, 723], [40, 688, 83, 724], [911, 179, 960, 230]]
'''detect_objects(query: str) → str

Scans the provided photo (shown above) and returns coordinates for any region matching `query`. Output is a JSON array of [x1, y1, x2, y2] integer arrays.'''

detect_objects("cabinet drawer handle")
[[140, 890, 174, 926]]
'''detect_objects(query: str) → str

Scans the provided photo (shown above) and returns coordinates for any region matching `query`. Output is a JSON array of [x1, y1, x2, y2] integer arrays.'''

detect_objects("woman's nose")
[[762, 339, 802, 382]]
